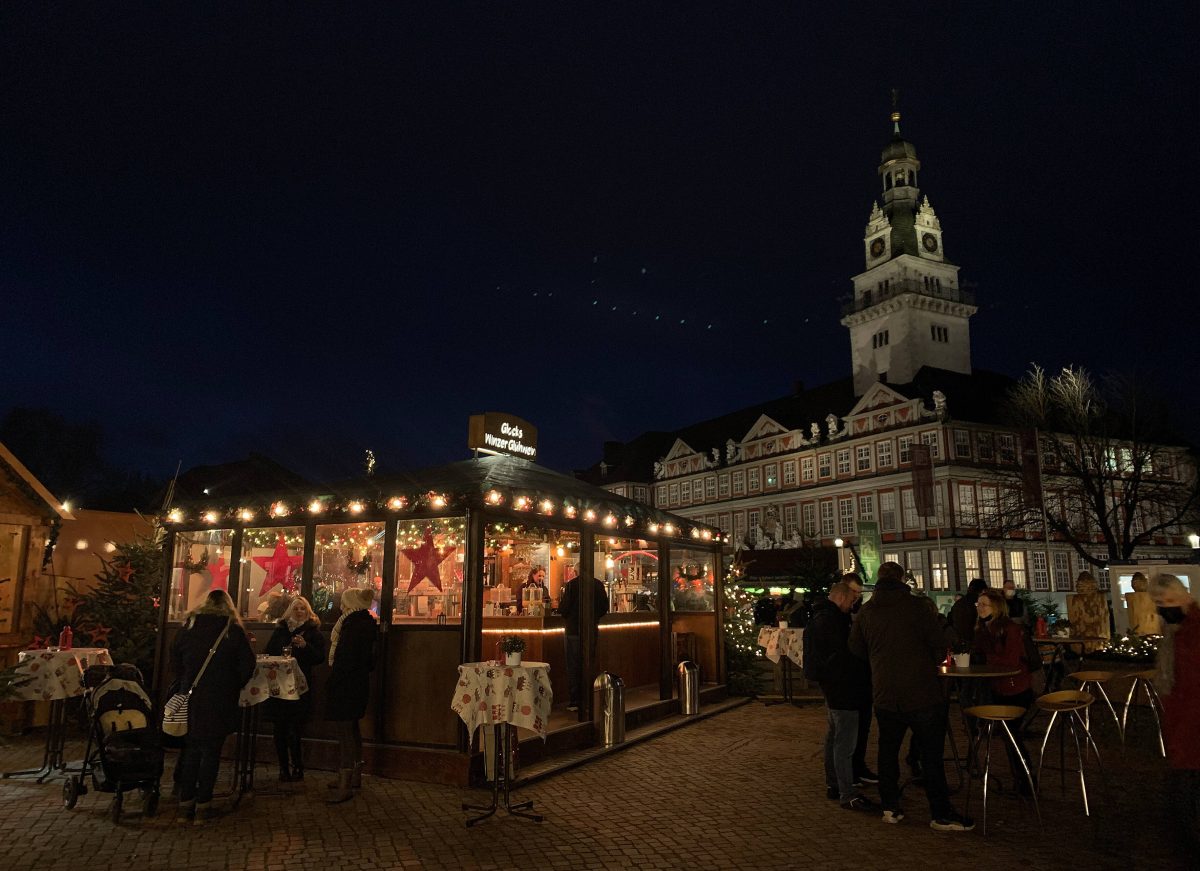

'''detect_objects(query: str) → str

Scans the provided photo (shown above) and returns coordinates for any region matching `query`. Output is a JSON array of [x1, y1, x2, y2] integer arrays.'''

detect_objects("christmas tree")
[[70, 538, 163, 677]]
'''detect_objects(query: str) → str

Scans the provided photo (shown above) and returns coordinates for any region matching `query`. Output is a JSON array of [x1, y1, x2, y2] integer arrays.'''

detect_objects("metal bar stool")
[[961, 704, 1041, 835], [1069, 671, 1124, 744], [1035, 690, 1102, 816], [1120, 669, 1165, 757]]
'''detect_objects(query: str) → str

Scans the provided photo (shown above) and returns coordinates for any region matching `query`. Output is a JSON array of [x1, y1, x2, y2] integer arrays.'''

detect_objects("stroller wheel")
[[62, 776, 80, 810], [142, 786, 160, 818], [110, 791, 123, 825]]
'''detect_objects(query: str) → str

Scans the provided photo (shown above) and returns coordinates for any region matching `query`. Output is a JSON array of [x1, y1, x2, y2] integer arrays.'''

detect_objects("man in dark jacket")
[[808, 581, 875, 811], [559, 574, 610, 711], [849, 561, 974, 831], [949, 578, 988, 646]]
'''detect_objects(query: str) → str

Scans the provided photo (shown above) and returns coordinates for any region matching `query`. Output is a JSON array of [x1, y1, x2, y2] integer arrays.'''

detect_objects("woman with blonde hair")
[[264, 595, 326, 782], [1149, 574, 1199, 858], [171, 589, 255, 824], [322, 587, 377, 803]]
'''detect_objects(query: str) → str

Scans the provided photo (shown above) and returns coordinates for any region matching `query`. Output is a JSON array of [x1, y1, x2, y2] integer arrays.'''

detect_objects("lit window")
[[856, 444, 873, 472]]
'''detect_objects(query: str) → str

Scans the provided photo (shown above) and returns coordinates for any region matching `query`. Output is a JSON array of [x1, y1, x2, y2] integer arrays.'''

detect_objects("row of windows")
[[654, 433, 943, 509], [930, 325, 950, 343], [872, 329, 890, 349]]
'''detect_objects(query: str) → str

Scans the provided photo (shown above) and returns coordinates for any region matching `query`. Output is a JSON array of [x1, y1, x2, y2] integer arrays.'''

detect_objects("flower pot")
[[505, 652, 522, 667], [952, 653, 971, 669]]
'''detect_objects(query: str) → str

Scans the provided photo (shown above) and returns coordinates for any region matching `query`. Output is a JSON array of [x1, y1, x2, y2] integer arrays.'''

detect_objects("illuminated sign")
[[468, 412, 538, 460]]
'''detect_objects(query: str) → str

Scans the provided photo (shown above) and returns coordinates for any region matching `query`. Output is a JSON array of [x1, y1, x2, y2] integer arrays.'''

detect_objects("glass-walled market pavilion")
[[154, 454, 726, 784]]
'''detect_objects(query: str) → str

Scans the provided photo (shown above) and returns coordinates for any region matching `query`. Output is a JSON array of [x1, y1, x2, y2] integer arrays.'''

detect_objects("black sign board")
[[468, 412, 538, 460]]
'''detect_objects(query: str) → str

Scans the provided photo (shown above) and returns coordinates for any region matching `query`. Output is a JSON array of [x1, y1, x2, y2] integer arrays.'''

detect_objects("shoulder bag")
[[162, 618, 233, 737]]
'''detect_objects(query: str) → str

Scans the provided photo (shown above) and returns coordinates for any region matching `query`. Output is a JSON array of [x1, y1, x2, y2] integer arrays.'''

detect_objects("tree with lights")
[[70, 539, 163, 678]]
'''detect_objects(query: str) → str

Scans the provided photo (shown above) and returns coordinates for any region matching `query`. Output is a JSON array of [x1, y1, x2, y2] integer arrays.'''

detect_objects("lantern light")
[[388, 496, 406, 510], [431, 494, 447, 509], [515, 496, 530, 510], [348, 501, 364, 515], [564, 505, 577, 519], [271, 502, 289, 518], [584, 509, 596, 522], [166, 508, 184, 524], [238, 508, 255, 522], [648, 522, 659, 534], [540, 499, 554, 514], [663, 523, 675, 536], [308, 500, 324, 514], [203, 511, 218, 524], [603, 514, 616, 527], [624, 515, 635, 527], [486, 490, 503, 505]]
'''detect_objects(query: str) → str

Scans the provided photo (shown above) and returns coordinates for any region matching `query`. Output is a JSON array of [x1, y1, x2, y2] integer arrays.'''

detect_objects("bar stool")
[[962, 705, 1041, 835], [1069, 671, 1124, 744], [1120, 669, 1165, 757], [1035, 690, 1101, 816]]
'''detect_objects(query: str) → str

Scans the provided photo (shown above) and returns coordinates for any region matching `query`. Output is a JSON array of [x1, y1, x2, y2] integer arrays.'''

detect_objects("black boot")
[[289, 731, 304, 781]]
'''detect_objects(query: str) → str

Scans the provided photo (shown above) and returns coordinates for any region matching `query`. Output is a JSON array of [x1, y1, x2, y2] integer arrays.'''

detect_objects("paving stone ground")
[[0, 701, 1185, 870]]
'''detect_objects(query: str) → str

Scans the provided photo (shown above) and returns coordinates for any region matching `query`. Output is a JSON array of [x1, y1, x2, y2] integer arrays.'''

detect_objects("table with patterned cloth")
[[239, 655, 309, 707], [13, 648, 113, 701], [230, 655, 309, 803], [451, 661, 553, 827], [756, 627, 804, 667], [3, 648, 112, 783]]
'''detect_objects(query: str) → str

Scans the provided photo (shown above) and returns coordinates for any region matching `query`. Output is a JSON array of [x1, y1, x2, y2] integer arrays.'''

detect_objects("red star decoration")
[[207, 556, 231, 592], [401, 528, 455, 593], [253, 534, 303, 597], [117, 563, 135, 582]]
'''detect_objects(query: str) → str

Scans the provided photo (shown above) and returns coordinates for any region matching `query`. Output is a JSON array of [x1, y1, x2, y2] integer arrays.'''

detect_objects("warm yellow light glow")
[[167, 508, 184, 524], [388, 496, 406, 510], [308, 500, 324, 514], [691, 528, 700, 538], [348, 501, 364, 515], [701, 529, 712, 540], [431, 494, 447, 509], [61, 501, 72, 513], [203, 511, 218, 524], [539, 499, 554, 514], [271, 502, 289, 517], [565, 505, 577, 518], [486, 490, 503, 505], [75, 539, 88, 550], [598, 621, 660, 631], [605, 557, 615, 569], [648, 522, 659, 534], [603, 514, 616, 526], [515, 496, 530, 510], [584, 509, 596, 522], [663, 523, 675, 535], [556, 546, 565, 557], [624, 515, 634, 526], [239, 508, 255, 522]]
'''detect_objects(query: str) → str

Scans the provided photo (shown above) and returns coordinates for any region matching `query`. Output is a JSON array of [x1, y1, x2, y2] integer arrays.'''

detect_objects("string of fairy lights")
[[166, 488, 726, 544]]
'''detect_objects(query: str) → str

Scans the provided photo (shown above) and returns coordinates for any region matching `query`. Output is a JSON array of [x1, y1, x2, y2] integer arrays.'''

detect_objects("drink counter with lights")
[[155, 454, 725, 786]]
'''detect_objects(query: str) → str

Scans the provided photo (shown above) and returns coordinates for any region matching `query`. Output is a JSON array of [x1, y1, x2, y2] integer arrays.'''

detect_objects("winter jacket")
[[558, 577, 610, 637], [264, 619, 327, 721], [170, 612, 256, 740], [1162, 606, 1200, 770], [323, 609, 377, 722], [949, 594, 980, 648], [849, 577, 956, 713], [971, 616, 1032, 697], [807, 599, 872, 711]]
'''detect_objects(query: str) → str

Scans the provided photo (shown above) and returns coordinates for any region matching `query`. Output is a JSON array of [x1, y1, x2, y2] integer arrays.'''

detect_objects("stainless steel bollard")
[[593, 672, 626, 746], [677, 660, 700, 716]]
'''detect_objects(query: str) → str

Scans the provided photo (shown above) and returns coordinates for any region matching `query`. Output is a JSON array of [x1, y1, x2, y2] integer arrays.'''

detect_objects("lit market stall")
[[154, 448, 725, 785]]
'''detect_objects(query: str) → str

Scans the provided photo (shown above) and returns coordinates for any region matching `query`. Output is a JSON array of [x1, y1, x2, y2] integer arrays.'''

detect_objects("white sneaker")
[[881, 809, 905, 824]]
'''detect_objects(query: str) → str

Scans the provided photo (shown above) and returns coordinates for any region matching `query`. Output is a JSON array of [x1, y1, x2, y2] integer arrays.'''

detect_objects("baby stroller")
[[63, 663, 164, 823]]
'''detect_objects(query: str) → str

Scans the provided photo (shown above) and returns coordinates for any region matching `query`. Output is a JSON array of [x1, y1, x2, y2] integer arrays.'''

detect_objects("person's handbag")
[[162, 618, 232, 737]]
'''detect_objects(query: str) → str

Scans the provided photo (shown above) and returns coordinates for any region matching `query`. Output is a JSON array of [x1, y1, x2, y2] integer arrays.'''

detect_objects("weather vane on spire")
[[890, 88, 901, 135]]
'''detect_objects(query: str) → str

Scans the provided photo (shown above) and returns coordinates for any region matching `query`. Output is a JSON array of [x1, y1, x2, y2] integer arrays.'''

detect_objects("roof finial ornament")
[[890, 88, 902, 136]]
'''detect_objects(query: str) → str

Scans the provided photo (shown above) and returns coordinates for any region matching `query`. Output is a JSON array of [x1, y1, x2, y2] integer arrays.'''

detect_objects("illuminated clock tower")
[[841, 106, 978, 396]]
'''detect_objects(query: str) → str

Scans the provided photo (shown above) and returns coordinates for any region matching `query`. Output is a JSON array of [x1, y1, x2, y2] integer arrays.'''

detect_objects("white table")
[[452, 660, 552, 826], [757, 627, 804, 706], [231, 655, 309, 802], [4, 648, 112, 783]]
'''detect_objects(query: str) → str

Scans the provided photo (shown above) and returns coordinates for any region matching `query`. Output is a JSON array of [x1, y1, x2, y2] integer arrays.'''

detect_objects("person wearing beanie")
[[323, 587, 377, 804]]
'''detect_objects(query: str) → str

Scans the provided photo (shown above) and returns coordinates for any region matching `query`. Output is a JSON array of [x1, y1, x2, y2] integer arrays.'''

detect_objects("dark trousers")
[[565, 634, 599, 707], [272, 716, 305, 773], [853, 701, 872, 775], [333, 719, 362, 771], [876, 704, 954, 819], [178, 736, 224, 804]]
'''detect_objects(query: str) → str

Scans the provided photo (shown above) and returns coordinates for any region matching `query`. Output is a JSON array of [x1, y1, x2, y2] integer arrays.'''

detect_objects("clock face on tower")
[[869, 237, 886, 259], [922, 232, 939, 253]]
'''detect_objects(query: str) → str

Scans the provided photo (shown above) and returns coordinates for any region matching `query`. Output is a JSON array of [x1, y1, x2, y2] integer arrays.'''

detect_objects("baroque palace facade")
[[580, 111, 1194, 603]]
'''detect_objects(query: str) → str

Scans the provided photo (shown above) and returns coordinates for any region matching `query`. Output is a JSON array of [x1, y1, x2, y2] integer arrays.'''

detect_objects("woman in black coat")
[[170, 589, 255, 824], [323, 586, 376, 804], [264, 596, 326, 781]]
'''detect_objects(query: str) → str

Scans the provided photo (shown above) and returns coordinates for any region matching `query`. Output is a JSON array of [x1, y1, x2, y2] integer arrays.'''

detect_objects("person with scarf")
[[1149, 574, 1200, 861], [264, 596, 326, 782], [972, 589, 1035, 795], [171, 589, 255, 825], [323, 586, 377, 804]]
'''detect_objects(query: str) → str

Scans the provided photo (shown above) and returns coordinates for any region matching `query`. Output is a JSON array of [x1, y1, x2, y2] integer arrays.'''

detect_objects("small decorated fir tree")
[[71, 538, 163, 677]]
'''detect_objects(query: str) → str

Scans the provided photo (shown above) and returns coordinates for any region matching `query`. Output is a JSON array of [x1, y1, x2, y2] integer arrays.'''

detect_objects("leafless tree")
[[1001, 365, 1200, 568]]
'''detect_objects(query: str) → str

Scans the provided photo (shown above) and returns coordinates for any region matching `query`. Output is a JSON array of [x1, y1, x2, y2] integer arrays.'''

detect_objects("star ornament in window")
[[401, 527, 455, 593], [253, 534, 303, 596]]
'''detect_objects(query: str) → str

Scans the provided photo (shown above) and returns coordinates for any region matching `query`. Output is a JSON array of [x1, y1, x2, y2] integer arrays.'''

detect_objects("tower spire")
[[890, 88, 901, 136]]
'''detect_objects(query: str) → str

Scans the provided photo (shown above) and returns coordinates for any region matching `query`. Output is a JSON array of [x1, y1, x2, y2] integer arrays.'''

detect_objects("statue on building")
[[932, 390, 947, 418], [810, 422, 821, 442], [825, 414, 840, 439], [653, 460, 666, 480], [725, 439, 741, 464], [1125, 571, 1160, 636], [1066, 571, 1112, 653], [705, 448, 720, 469]]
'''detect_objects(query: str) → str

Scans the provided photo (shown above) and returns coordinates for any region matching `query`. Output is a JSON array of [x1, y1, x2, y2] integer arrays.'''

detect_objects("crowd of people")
[[806, 562, 1199, 843]]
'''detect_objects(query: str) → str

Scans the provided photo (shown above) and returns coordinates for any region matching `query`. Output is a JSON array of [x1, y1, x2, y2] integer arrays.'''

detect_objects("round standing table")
[[229, 655, 308, 804], [757, 627, 804, 706], [1033, 637, 1105, 693]]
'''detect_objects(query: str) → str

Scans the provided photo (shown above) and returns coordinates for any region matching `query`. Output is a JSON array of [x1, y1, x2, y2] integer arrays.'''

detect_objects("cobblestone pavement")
[[0, 701, 1183, 870]]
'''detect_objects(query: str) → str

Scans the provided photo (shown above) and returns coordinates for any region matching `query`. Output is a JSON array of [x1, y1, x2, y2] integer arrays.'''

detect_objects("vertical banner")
[[857, 520, 883, 585], [1021, 430, 1043, 509], [911, 443, 936, 517]]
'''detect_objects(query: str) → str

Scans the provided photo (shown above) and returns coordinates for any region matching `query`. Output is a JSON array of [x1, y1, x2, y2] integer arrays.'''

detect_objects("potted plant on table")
[[499, 636, 526, 667]]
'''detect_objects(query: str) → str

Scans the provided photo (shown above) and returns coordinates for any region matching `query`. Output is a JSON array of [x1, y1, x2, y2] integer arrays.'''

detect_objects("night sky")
[[3, 3, 1197, 489]]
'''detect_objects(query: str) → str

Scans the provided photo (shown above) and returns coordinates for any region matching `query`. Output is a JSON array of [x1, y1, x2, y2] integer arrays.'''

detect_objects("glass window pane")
[[170, 529, 235, 621], [670, 548, 715, 612], [595, 536, 659, 615], [393, 518, 465, 624], [239, 527, 305, 622], [313, 521, 387, 624]]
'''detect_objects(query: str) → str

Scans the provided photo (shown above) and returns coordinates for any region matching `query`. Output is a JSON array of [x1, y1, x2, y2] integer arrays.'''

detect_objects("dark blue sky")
[[3, 3, 1197, 484]]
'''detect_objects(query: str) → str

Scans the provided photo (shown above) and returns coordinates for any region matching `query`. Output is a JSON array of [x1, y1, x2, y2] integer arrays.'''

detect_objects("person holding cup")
[[264, 596, 326, 782]]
